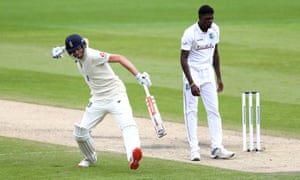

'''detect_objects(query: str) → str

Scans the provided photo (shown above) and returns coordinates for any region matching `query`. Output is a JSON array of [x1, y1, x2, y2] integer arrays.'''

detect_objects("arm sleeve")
[[181, 29, 193, 51], [212, 23, 220, 44], [90, 49, 110, 65]]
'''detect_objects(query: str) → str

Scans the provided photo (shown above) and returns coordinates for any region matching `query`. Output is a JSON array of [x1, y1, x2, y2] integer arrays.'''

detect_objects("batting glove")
[[52, 46, 65, 59], [136, 72, 152, 87]]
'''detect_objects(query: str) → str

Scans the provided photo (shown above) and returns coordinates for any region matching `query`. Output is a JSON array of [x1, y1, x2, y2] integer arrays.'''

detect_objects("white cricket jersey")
[[74, 47, 126, 102], [181, 22, 219, 67]]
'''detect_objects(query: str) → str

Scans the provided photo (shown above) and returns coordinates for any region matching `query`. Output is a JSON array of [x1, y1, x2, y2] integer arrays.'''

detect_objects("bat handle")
[[143, 85, 151, 97]]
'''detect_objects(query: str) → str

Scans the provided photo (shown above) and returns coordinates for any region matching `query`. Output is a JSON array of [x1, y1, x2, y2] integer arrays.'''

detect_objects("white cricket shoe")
[[210, 148, 235, 159], [77, 158, 94, 168], [190, 151, 201, 161]]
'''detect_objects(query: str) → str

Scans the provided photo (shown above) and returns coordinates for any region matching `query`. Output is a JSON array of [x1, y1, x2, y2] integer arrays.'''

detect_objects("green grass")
[[0, 0, 300, 178], [1, 136, 299, 180]]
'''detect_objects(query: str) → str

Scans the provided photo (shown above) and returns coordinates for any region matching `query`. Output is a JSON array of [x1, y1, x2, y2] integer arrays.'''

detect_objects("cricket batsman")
[[51, 34, 151, 169]]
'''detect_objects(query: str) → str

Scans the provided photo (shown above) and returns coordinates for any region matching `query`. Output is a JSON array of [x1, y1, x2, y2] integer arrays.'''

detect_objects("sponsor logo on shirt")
[[195, 43, 214, 50]]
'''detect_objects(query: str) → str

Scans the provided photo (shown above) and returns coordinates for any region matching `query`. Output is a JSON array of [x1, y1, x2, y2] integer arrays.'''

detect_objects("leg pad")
[[73, 124, 97, 163]]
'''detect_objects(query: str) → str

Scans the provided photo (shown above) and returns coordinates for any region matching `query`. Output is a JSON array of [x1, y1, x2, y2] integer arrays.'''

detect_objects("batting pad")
[[73, 124, 97, 163]]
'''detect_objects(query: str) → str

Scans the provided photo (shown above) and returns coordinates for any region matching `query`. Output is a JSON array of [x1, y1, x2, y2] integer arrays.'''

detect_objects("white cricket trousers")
[[183, 81, 223, 153], [78, 92, 141, 162]]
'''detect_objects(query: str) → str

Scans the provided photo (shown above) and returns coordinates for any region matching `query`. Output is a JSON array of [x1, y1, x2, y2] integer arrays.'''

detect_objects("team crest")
[[185, 83, 190, 90], [100, 52, 106, 58], [209, 33, 214, 39]]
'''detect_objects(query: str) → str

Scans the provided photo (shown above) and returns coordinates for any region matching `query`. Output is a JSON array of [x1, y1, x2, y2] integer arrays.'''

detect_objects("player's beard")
[[205, 22, 212, 30], [198, 21, 212, 32], [207, 23, 212, 28]]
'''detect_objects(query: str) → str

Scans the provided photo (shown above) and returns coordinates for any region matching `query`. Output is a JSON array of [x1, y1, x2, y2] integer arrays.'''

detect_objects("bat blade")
[[146, 96, 156, 115], [145, 94, 167, 138]]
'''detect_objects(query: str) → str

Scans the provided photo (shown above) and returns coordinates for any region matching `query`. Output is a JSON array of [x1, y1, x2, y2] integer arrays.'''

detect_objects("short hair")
[[198, 5, 214, 16]]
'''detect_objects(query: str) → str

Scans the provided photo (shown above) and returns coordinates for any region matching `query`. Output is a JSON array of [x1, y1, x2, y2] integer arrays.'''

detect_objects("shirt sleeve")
[[90, 48, 110, 65], [181, 28, 193, 51], [212, 23, 220, 44]]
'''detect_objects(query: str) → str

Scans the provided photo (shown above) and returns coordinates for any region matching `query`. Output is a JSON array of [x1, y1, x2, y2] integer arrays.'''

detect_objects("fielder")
[[51, 34, 151, 169], [180, 5, 235, 161]]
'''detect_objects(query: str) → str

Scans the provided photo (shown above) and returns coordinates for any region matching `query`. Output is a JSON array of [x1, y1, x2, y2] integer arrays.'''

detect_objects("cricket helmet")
[[65, 34, 86, 54]]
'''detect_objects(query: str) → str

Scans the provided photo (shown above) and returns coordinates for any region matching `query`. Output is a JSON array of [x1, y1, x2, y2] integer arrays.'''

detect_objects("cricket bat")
[[143, 85, 167, 138]]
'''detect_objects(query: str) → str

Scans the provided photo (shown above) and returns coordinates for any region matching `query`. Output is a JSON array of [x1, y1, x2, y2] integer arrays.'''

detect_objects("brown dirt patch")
[[1, 99, 299, 173]]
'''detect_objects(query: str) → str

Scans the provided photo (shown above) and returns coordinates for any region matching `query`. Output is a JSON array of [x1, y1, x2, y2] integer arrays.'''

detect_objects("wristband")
[[190, 82, 196, 87]]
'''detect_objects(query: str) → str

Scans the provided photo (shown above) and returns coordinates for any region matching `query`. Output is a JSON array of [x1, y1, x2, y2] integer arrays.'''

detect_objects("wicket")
[[242, 91, 261, 152]]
